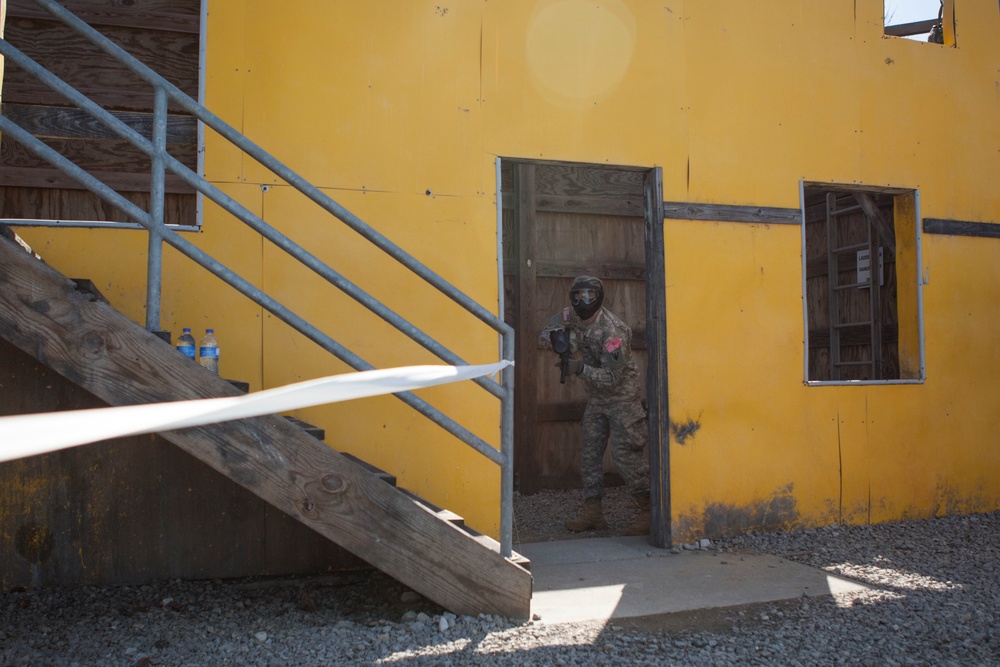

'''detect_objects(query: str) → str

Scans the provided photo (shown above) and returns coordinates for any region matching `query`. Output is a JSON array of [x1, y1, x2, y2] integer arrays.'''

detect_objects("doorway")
[[500, 158, 669, 546]]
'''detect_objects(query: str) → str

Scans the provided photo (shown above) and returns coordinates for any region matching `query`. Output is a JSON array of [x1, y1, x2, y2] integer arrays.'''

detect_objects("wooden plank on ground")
[[0, 239, 532, 618]]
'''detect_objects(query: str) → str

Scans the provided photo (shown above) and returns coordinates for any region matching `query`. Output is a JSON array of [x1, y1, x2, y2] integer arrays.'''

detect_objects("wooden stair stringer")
[[0, 239, 532, 618]]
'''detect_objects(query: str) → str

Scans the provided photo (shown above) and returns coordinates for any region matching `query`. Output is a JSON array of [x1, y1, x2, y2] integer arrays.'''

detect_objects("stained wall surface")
[[13, 0, 1000, 541]]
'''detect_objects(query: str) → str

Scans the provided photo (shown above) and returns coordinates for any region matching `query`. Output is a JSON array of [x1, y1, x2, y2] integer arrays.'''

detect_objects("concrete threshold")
[[519, 536, 871, 626]]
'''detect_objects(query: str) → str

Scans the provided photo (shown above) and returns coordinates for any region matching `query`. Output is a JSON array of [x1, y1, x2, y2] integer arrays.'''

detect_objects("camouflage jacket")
[[539, 306, 644, 405]]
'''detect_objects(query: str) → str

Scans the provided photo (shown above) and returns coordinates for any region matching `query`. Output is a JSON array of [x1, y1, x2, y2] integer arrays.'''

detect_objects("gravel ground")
[[2, 489, 998, 666], [513, 486, 641, 544]]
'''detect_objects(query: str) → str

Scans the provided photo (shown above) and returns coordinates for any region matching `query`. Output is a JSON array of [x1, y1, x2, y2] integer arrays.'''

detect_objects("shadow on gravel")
[[2, 513, 997, 665]]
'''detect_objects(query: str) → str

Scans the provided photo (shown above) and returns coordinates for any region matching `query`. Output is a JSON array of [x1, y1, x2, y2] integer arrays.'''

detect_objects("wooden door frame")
[[503, 158, 670, 547], [643, 167, 669, 548]]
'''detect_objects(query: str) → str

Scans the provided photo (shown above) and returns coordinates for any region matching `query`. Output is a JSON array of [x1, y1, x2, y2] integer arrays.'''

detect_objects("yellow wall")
[[14, 0, 1000, 542]]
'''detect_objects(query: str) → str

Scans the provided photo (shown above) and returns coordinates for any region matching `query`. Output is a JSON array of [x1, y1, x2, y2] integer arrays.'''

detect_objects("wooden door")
[[502, 160, 651, 494]]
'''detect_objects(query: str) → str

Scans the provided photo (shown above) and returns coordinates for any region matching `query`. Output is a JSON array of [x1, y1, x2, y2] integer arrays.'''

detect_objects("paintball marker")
[[549, 328, 571, 384]]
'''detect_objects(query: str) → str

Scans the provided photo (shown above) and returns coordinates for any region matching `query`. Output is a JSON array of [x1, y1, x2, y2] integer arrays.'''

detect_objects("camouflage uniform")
[[540, 306, 650, 500]]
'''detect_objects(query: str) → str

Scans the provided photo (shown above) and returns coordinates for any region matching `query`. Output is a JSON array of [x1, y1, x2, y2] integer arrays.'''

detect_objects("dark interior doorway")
[[500, 158, 669, 546]]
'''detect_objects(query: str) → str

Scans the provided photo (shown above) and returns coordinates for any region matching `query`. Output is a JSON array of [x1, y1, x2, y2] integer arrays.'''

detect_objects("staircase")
[[0, 238, 531, 618]]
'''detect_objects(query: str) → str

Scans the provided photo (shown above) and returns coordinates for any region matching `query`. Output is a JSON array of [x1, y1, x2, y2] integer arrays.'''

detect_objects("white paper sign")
[[857, 247, 883, 287]]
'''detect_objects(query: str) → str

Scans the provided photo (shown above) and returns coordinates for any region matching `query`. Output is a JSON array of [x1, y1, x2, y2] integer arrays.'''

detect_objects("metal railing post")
[[500, 330, 515, 558], [145, 86, 168, 332]]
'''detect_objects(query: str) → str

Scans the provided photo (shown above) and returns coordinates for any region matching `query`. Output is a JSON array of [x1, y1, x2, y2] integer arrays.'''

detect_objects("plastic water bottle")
[[176, 327, 196, 361], [199, 328, 220, 375]]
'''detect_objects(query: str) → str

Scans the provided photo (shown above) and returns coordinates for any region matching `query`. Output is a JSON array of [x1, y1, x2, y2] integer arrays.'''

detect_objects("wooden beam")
[[924, 218, 1000, 239], [2, 18, 199, 110], [533, 162, 646, 197], [801, 182, 912, 196], [645, 168, 671, 548], [5, 0, 202, 34], [0, 165, 195, 195], [512, 163, 539, 498], [1, 82, 176, 113], [853, 192, 896, 255], [3, 103, 198, 144], [501, 191, 644, 216], [534, 193, 644, 217], [2, 135, 197, 173], [0, 240, 532, 619], [662, 201, 801, 225], [884, 18, 939, 37]]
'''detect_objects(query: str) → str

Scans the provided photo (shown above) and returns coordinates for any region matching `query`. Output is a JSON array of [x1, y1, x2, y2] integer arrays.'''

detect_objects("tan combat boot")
[[565, 497, 607, 532], [624, 493, 650, 536]]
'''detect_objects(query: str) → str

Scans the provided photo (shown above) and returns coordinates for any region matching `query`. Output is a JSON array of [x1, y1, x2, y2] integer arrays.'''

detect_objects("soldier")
[[539, 275, 650, 536]]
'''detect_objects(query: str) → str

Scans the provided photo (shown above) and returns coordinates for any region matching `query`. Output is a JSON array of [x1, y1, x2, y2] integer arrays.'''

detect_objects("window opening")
[[884, 0, 954, 45], [802, 185, 923, 384]]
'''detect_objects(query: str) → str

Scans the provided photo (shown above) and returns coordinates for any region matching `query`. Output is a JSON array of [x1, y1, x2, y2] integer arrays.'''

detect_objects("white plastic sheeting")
[[0, 361, 510, 463]]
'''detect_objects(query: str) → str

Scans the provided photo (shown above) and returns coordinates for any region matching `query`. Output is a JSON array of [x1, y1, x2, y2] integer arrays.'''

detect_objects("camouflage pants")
[[579, 399, 650, 500]]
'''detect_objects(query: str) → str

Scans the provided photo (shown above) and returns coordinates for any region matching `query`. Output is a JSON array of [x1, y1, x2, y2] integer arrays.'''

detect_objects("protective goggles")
[[571, 288, 599, 306]]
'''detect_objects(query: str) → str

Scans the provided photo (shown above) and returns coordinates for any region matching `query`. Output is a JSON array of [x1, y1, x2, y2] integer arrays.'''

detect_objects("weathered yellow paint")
[[258, 185, 502, 531], [481, 0, 689, 191], [895, 193, 921, 379], [683, 2, 862, 207], [202, 0, 247, 183], [160, 185, 266, 389], [236, 0, 486, 196], [665, 219, 842, 539], [25, 228, 153, 326], [10, 1, 1000, 543], [943, 0, 956, 47]]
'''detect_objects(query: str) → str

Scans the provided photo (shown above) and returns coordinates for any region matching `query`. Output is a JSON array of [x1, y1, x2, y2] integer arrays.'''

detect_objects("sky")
[[884, 0, 942, 24], [884, 0, 942, 39]]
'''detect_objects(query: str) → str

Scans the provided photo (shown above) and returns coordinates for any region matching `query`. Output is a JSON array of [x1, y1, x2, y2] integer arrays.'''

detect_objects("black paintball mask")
[[569, 275, 604, 320]]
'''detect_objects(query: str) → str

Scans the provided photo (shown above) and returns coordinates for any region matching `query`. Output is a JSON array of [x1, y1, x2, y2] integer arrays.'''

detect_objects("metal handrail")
[[0, 0, 515, 557]]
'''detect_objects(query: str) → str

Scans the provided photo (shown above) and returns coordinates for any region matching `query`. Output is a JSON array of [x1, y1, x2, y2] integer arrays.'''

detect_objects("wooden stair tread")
[[398, 487, 530, 569], [338, 452, 397, 486], [339, 455, 531, 569], [282, 416, 326, 441], [398, 487, 467, 527]]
